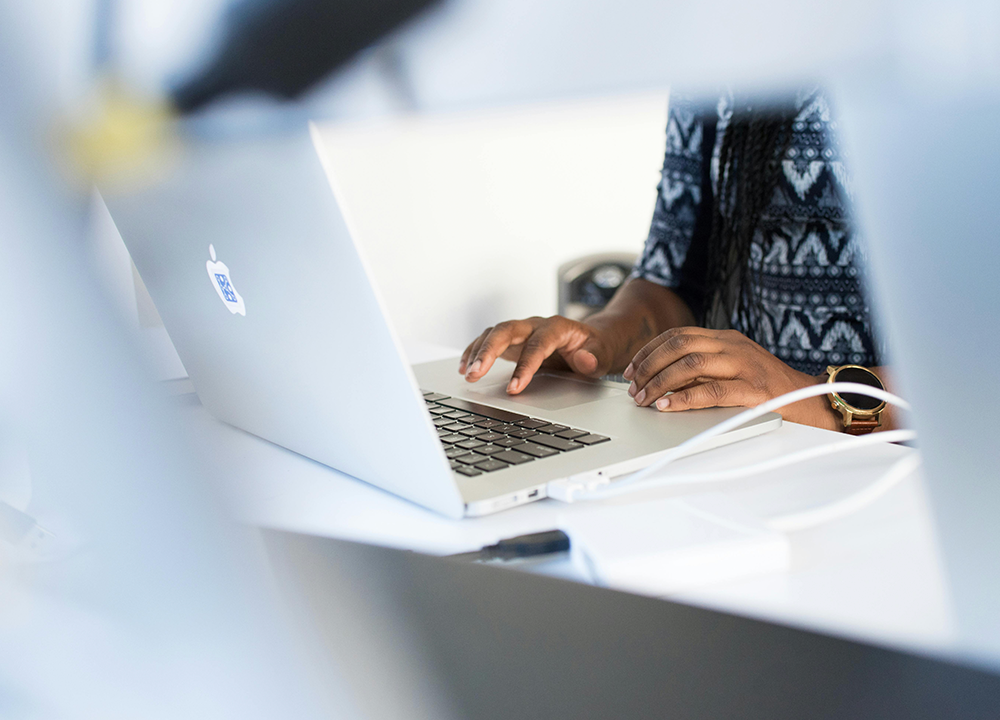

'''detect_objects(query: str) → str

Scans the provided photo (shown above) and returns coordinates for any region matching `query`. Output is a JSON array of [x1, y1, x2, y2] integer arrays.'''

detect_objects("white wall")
[[316, 91, 667, 351]]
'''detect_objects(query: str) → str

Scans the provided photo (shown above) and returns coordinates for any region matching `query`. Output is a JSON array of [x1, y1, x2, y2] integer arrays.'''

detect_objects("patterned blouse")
[[631, 89, 881, 376]]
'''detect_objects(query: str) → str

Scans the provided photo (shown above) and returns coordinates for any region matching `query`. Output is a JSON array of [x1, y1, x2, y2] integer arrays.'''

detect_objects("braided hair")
[[703, 99, 796, 337]]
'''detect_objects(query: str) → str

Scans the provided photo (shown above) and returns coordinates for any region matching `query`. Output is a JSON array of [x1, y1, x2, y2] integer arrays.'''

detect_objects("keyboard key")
[[477, 431, 504, 443], [518, 442, 559, 458], [531, 434, 583, 451], [439, 434, 465, 444], [429, 406, 451, 416], [555, 429, 589, 440], [535, 424, 569, 434], [455, 465, 482, 477], [445, 447, 471, 459], [477, 444, 506, 455], [444, 411, 471, 421], [436, 397, 529, 423], [496, 450, 533, 465], [422, 392, 450, 402], [575, 433, 611, 445], [449, 459, 464, 470], [474, 419, 503, 429], [443, 422, 472, 432], [460, 427, 488, 437], [474, 458, 510, 473], [494, 424, 520, 434], [509, 429, 537, 439], [516, 419, 549, 429], [433, 417, 452, 427], [456, 439, 486, 450], [494, 437, 525, 448], [457, 452, 489, 465]]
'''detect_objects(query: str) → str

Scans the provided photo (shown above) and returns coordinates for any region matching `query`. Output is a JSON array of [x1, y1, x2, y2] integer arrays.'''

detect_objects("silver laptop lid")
[[103, 125, 463, 519]]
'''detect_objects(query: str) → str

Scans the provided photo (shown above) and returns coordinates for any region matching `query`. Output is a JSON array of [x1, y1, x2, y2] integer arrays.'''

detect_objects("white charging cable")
[[588, 428, 916, 499], [546, 381, 912, 503], [764, 452, 922, 532]]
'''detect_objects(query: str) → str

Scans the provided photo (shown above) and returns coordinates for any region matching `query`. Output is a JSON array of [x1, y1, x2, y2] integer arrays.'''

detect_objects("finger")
[[459, 328, 492, 374], [461, 329, 492, 375], [508, 321, 579, 393], [653, 380, 752, 412], [467, 319, 540, 381], [624, 326, 719, 381], [632, 352, 741, 406], [630, 331, 723, 394]]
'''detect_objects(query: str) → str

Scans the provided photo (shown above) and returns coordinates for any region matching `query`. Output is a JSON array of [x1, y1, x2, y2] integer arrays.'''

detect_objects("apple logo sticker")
[[206, 244, 246, 316]]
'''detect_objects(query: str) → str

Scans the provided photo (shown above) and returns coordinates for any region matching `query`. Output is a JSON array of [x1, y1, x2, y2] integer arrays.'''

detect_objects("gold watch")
[[825, 365, 886, 435]]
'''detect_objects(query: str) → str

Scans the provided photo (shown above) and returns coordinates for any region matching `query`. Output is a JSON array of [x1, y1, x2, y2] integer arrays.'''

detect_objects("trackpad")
[[466, 373, 623, 412]]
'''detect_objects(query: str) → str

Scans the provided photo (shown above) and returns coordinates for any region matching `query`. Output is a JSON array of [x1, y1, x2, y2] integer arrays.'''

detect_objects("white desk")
[[180, 342, 955, 659]]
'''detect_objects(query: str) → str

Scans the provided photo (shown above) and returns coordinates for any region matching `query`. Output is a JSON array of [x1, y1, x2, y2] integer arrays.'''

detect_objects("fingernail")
[[507, 377, 519, 393], [628, 381, 637, 397], [623, 363, 634, 380], [655, 396, 670, 411], [634, 389, 646, 405], [469, 360, 481, 375]]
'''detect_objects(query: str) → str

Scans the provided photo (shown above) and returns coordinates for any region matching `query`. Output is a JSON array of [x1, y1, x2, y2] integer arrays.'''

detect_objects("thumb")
[[563, 337, 611, 378]]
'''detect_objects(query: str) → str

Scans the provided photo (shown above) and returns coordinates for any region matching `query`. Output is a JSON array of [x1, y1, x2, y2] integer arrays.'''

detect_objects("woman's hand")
[[460, 316, 616, 394], [622, 327, 841, 430]]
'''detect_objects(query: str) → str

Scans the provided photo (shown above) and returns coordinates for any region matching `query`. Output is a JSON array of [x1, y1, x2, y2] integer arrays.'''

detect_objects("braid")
[[704, 99, 795, 338]]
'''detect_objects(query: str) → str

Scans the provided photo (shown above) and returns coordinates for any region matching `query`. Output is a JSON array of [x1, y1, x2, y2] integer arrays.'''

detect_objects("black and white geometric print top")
[[632, 89, 882, 376]]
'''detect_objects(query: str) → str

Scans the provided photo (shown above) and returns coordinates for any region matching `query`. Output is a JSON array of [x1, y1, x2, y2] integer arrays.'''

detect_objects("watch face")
[[834, 366, 884, 411]]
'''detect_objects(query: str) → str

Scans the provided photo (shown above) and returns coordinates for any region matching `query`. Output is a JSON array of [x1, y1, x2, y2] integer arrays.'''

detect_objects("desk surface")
[[182, 342, 955, 659]]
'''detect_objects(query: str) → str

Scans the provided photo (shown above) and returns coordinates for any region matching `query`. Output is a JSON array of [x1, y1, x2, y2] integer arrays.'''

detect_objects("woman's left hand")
[[621, 327, 840, 430]]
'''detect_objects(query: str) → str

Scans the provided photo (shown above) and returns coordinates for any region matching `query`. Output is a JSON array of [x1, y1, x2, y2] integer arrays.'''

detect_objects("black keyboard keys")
[[474, 458, 509, 473], [516, 418, 549, 429], [530, 434, 583, 452], [497, 450, 533, 465], [456, 439, 486, 450], [574, 433, 611, 445], [476, 444, 506, 455], [555, 429, 589, 440], [456, 452, 489, 465], [494, 437, 525, 448], [428, 389, 611, 476], [535, 423, 568, 434], [517, 442, 559, 458]]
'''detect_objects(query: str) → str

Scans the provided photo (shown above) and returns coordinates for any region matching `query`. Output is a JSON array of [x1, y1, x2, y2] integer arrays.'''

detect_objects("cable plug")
[[546, 471, 610, 503], [447, 530, 570, 562]]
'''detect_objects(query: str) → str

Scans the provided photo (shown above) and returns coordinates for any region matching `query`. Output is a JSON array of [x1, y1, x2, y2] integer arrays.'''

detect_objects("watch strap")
[[843, 414, 880, 435]]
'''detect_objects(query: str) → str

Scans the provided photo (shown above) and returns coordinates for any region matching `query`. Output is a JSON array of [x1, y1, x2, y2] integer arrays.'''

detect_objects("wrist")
[[778, 371, 842, 431]]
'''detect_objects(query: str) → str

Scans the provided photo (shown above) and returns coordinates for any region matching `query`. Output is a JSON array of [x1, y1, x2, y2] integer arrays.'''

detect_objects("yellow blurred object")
[[60, 81, 180, 190]]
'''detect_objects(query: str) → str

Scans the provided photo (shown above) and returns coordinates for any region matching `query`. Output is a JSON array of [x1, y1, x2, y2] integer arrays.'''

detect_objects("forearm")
[[582, 278, 696, 373]]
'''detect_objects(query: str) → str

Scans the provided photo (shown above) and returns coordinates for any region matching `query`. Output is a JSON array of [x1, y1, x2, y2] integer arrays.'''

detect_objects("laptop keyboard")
[[422, 391, 610, 477]]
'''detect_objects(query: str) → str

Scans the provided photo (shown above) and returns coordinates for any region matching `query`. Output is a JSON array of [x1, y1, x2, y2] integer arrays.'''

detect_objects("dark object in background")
[[265, 530, 1000, 720], [558, 252, 637, 321], [172, 0, 440, 114]]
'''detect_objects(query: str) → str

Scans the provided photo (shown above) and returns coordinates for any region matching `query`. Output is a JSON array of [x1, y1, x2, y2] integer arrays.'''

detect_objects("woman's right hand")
[[459, 316, 616, 394]]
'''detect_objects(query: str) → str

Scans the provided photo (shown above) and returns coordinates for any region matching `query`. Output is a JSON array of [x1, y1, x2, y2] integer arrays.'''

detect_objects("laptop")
[[102, 124, 779, 519]]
